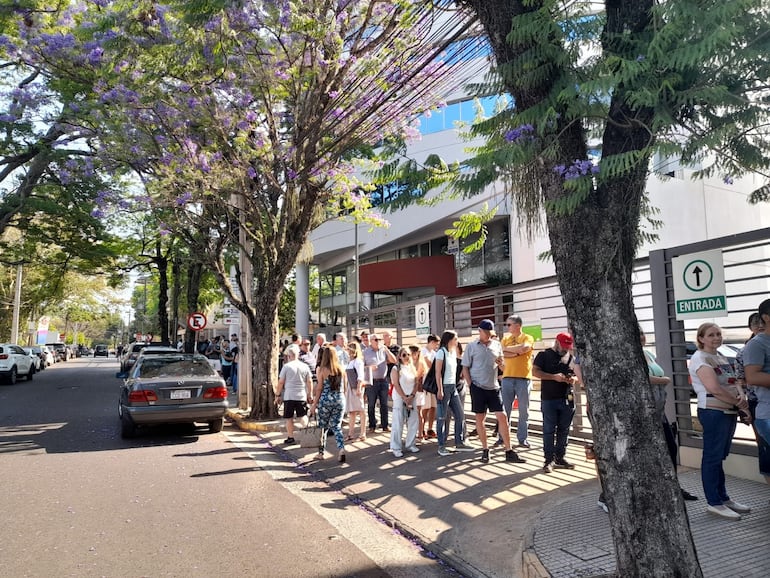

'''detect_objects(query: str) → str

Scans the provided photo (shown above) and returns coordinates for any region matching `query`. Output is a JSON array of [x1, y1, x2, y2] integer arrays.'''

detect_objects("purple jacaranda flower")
[[176, 192, 193, 206], [87, 47, 104, 65], [275, 69, 289, 80], [723, 176, 734, 185], [247, 167, 257, 179], [328, 90, 339, 99], [91, 208, 105, 218], [554, 159, 600, 180], [504, 123, 535, 143], [287, 168, 298, 180]]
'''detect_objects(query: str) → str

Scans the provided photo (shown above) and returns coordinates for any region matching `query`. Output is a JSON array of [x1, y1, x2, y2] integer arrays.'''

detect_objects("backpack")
[[422, 347, 450, 394]]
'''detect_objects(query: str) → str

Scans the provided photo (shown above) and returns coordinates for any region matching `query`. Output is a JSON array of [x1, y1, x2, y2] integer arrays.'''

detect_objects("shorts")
[[470, 383, 504, 414], [421, 392, 436, 409], [283, 400, 308, 419]]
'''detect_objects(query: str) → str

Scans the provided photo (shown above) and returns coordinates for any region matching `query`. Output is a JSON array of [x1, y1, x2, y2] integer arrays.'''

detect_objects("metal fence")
[[341, 228, 770, 457]]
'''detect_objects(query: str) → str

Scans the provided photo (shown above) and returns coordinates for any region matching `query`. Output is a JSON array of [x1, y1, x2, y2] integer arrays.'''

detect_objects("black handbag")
[[422, 348, 449, 394], [422, 361, 438, 394]]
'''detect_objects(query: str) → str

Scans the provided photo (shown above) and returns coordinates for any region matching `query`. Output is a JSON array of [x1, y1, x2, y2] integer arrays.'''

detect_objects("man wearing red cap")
[[533, 333, 579, 472]]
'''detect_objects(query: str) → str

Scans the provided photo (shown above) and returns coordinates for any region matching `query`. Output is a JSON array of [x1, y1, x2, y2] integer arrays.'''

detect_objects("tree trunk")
[[248, 282, 281, 420], [155, 241, 170, 344], [171, 255, 181, 347], [551, 199, 701, 577], [184, 260, 203, 353], [462, 0, 703, 576]]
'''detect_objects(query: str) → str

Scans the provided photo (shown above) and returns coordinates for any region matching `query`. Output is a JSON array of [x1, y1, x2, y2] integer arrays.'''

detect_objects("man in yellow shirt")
[[499, 315, 535, 448]]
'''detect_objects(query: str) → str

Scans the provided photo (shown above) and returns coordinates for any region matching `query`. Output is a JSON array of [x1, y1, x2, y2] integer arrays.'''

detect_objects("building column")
[[295, 263, 310, 338]]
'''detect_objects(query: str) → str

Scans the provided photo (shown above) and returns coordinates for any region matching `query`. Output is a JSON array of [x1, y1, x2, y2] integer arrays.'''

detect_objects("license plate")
[[170, 390, 191, 399]]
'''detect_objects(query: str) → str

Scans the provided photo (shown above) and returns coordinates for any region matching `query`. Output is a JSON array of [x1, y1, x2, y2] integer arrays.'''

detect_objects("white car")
[[40, 345, 55, 367], [0, 343, 35, 384], [22, 347, 42, 372]]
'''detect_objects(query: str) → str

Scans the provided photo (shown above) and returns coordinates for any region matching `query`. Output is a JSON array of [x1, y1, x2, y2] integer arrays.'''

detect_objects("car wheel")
[[209, 418, 224, 433], [6, 367, 17, 385], [26, 366, 34, 381], [120, 411, 136, 438]]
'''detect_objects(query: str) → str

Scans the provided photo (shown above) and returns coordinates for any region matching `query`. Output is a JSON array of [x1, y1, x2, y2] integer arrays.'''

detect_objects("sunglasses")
[[400, 353, 410, 358]]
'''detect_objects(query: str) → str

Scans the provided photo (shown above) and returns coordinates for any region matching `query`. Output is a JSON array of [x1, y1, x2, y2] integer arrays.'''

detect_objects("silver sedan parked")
[[117, 353, 228, 438]]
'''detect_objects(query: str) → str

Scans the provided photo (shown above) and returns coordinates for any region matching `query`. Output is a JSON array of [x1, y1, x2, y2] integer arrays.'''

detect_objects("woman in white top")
[[688, 322, 751, 520], [345, 341, 367, 442], [390, 347, 420, 458], [435, 330, 473, 455]]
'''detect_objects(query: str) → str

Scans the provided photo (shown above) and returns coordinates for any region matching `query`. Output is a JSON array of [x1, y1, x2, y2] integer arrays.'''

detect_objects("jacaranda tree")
[[455, 0, 770, 575], [15, 0, 475, 417]]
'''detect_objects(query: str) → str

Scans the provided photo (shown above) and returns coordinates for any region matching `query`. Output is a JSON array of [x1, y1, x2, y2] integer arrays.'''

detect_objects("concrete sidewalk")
[[226, 409, 770, 578]]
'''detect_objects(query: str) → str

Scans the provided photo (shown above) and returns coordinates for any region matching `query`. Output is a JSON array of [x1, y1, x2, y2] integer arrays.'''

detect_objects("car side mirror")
[[115, 372, 128, 379]]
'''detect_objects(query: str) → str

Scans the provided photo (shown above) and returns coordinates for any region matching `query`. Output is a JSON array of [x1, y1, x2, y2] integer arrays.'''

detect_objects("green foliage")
[[444, 203, 499, 253], [443, 0, 770, 249]]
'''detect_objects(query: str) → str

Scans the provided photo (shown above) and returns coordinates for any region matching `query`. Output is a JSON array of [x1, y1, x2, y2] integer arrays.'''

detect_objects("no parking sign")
[[187, 312, 207, 331]]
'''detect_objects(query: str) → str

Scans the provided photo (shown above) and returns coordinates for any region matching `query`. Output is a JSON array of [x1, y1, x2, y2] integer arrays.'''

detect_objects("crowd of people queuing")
[[196, 333, 241, 393], [274, 319, 538, 465], [270, 301, 770, 522]]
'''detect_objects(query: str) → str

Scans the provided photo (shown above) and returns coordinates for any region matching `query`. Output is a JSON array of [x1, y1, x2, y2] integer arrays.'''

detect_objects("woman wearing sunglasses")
[[390, 347, 420, 458]]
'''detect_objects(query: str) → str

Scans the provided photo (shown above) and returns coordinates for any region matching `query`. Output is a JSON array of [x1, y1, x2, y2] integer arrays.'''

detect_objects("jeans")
[[749, 398, 770, 476], [436, 383, 464, 447], [501, 377, 531, 444], [231, 363, 238, 393], [697, 408, 737, 506], [542, 398, 575, 462], [753, 418, 770, 449], [366, 379, 389, 429]]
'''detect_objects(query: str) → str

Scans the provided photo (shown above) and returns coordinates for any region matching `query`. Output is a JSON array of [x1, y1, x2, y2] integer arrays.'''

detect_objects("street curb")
[[522, 547, 551, 578], [225, 409, 282, 432], [227, 413, 491, 578]]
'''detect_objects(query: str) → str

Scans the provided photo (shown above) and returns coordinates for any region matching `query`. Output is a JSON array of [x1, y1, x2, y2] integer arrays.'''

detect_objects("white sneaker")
[[724, 500, 751, 514], [392, 449, 403, 458], [706, 504, 741, 520], [406, 446, 420, 453]]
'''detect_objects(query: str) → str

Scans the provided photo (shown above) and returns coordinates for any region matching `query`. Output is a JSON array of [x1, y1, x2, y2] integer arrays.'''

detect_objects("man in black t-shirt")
[[533, 332, 579, 473]]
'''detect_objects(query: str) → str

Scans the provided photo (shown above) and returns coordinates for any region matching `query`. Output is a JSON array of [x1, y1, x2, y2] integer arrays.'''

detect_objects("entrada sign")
[[671, 249, 727, 320]]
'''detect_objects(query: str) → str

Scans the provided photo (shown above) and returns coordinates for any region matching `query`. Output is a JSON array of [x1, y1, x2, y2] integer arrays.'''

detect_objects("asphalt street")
[[0, 357, 451, 578]]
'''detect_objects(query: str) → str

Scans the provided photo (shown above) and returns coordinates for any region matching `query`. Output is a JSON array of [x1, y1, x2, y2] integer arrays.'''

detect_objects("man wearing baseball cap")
[[533, 332, 580, 473], [461, 319, 526, 464]]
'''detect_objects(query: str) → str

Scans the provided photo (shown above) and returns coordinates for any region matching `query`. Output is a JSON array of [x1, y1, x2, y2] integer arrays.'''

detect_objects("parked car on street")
[[94, 344, 109, 357], [0, 343, 35, 384], [22, 347, 42, 372], [120, 342, 150, 372], [47, 343, 69, 362], [117, 352, 229, 438], [25, 346, 49, 370], [40, 345, 55, 366]]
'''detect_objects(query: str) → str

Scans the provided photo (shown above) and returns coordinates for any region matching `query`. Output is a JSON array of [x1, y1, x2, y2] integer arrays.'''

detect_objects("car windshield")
[[136, 357, 216, 379]]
